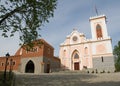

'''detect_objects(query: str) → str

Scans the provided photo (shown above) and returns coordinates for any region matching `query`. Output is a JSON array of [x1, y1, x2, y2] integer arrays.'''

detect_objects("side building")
[[0, 39, 60, 74], [59, 15, 115, 72]]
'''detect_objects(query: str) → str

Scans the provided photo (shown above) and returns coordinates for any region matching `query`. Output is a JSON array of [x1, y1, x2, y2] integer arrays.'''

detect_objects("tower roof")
[[89, 15, 106, 21]]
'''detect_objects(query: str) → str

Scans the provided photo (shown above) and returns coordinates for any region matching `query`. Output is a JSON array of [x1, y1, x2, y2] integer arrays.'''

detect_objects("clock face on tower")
[[73, 36, 78, 41]]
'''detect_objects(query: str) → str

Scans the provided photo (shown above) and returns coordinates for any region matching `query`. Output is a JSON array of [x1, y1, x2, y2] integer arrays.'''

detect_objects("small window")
[[73, 36, 78, 41], [63, 50, 66, 57], [48, 48, 50, 54], [7, 62, 9, 65], [13, 62, 15, 65], [101, 56, 104, 62], [85, 47, 88, 55], [2, 63, 4, 66]]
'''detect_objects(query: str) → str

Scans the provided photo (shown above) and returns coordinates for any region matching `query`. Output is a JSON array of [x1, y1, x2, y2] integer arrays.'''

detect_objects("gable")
[[15, 39, 54, 58]]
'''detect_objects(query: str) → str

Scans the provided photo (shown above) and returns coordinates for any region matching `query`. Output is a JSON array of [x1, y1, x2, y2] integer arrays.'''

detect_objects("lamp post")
[[3, 52, 10, 83], [9, 58, 13, 80]]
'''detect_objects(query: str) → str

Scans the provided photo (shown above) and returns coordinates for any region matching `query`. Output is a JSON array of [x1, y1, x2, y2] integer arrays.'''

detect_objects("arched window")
[[101, 56, 104, 62], [96, 24, 103, 39], [74, 53, 79, 59], [85, 47, 88, 55], [63, 50, 66, 57]]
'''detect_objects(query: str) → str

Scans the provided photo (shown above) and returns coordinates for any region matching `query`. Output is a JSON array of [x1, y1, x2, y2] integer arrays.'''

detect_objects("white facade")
[[59, 15, 115, 72]]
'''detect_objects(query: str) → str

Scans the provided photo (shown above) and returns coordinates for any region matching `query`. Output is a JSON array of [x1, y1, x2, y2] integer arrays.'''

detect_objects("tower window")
[[96, 24, 103, 39]]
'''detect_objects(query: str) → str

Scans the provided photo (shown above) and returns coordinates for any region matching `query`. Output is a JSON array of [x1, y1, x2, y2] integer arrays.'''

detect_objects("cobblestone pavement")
[[14, 72, 120, 86]]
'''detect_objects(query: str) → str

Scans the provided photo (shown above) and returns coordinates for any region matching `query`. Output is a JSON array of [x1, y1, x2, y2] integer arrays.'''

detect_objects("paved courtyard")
[[14, 72, 120, 86]]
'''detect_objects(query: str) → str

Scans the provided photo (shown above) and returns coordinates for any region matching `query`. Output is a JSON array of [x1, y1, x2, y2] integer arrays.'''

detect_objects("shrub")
[[115, 62, 120, 71]]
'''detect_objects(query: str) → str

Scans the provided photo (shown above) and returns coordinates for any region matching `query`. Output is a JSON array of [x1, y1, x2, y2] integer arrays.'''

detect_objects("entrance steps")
[[12, 72, 89, 86], [53, 68, 114, 74], [12, 70, 88, 86], [11, 72, 120, 86], [12, 73, 50, 86], [11, 69, 115, 86], [55, 70, 88, 74]]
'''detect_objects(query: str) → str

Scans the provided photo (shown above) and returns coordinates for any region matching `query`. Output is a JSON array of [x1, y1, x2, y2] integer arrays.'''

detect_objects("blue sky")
[[0, 0, 120, 56]]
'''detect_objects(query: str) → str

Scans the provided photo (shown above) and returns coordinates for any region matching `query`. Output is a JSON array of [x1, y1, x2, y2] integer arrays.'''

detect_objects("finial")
[[73, 28, 77, 31]]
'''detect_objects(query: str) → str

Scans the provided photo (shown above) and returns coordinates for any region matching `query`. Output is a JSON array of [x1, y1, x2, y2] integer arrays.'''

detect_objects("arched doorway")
[[74, 53, 80, 70], [71, 50, 80, 70], [46, 63, 50, 73], [25, 60, 35, 73]]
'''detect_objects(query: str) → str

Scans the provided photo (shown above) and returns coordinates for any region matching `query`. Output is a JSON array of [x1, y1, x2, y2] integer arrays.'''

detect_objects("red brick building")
[[0, 39, 60, 74]]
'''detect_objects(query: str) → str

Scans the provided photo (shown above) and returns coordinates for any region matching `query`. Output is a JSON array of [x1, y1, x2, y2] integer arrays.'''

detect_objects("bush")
[[115, 62, 120, 71]]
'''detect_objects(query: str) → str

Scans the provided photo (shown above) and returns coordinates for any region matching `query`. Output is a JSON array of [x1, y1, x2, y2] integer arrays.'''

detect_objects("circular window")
[[73, 36, 78, 41]]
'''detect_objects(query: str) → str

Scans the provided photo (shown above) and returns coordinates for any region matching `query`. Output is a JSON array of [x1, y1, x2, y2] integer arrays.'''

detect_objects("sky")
[[0, 0, 120, 57]]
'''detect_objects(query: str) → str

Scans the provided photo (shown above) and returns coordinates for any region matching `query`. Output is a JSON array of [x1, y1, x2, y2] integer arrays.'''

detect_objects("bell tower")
[[89, 15, 109, 40]]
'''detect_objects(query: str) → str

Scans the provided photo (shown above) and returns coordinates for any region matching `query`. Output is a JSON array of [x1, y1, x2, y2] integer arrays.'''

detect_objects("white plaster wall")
[[91, 39, 113, 55], [90, 15, 109, 40], [106, 40, 113, 53], [60, 40, 93, 70]]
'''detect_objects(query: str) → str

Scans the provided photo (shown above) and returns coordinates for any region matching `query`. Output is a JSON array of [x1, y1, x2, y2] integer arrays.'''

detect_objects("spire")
[[95, 5, 99, 16], [92, 0, 99, 16]]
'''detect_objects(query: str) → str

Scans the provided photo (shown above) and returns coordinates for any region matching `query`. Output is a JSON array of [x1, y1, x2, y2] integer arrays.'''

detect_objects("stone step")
[[12, 74, 50, 86], [12, 72, 88, 86], [12, 72, 120, 86], [57, 70, 87, 73]]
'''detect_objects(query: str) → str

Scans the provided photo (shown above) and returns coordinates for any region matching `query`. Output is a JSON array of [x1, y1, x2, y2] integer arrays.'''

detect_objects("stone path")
[[13, 72, 120, 86]]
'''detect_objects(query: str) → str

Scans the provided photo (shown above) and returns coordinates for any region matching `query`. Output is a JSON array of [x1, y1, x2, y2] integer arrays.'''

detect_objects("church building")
[[59, 15, 115, 72], [0, 39, 60, 74]]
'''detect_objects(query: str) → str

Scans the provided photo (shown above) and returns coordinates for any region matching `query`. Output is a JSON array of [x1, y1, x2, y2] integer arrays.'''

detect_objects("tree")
[[0, 0, 57, 47], [113, 41, 120, 71]]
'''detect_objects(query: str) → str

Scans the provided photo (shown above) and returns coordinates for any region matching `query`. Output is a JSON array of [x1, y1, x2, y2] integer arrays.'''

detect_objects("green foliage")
[[113, 41, 120, 71], [0, 0, 57, 45], [115, 62, 120, 71]]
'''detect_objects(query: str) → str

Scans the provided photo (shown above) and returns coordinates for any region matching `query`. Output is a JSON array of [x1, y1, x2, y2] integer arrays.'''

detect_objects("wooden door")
[[74, 62, 79, 70]]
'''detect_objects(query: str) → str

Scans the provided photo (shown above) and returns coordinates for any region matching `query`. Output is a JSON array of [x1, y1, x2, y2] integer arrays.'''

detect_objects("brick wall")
[[0, 55, 21, 71]]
